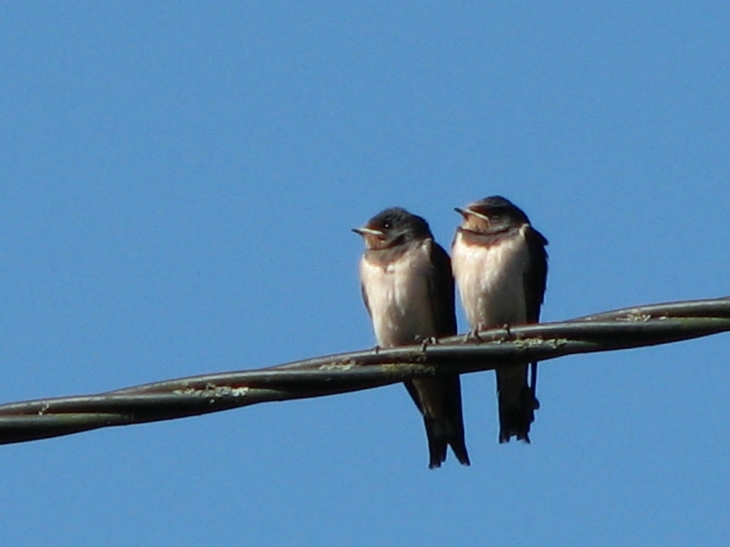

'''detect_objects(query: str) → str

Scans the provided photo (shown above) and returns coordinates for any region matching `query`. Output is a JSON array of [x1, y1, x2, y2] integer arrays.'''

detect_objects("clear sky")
[[1, 3, 729, 546]]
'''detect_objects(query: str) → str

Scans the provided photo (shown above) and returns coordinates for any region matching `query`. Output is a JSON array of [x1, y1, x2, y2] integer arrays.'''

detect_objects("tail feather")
[[496, 364, 540, 443], [405, 376, 470, 468], [423, 416, 449, 469]]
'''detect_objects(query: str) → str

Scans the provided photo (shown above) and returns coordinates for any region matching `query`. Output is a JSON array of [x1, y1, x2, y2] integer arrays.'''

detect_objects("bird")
[[353, 207, 470, 468], [451, 196, 548, 443]]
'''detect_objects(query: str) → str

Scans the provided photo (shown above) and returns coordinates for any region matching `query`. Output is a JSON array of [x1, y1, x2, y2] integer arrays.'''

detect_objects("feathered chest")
[[451, 227, 531, 328], [359, 245, 437, 347]]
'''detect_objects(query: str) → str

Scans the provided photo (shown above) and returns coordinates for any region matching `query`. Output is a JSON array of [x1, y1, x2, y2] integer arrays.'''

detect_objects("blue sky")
[[1, 3, 729, 546]]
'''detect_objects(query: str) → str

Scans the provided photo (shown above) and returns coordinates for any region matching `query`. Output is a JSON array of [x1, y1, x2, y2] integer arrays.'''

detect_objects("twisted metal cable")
[[0, 296, 728, 445]]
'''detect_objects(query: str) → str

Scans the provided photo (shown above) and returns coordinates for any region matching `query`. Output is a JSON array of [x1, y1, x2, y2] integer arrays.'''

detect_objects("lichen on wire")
[[0, 297, 728, 445]]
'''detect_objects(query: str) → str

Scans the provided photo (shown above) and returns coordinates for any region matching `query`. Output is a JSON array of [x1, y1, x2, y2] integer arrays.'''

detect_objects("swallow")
[[353, 207, 470, 468], [451, 196, 548, 443]]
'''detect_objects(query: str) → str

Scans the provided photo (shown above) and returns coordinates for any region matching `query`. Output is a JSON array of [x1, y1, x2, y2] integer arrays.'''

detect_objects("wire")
[[0, 296, 727, 445]]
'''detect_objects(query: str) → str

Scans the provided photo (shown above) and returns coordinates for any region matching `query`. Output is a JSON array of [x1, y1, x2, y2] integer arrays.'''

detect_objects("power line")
[[0, 297, 727, 445]]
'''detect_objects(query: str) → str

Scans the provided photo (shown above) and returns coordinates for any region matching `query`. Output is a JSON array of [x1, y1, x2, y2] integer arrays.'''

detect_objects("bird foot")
[[463, 328, 482, 343], [420, 336, 438, 352]]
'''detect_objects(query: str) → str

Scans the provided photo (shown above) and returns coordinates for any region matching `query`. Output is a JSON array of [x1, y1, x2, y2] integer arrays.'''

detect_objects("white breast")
[[451, 226, 530, 329], [360, 243, 436, 348]]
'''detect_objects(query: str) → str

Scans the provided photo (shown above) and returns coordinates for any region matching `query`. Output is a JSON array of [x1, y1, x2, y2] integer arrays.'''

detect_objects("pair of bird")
[[353, 196, 548, 469]]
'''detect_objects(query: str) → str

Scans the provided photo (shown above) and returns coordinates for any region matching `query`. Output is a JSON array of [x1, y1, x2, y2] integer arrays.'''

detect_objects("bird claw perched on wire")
[[463, 328, 482, 343], [420, 336, 438, 352]]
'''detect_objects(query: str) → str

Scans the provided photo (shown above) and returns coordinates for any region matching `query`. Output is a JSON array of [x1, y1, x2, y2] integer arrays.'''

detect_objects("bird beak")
[[352, 226, 385, 238], [455, 207, 491, 225]]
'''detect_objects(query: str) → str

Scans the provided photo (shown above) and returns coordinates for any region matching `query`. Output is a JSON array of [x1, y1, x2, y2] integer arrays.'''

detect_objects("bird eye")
[[383, 221, 391, 229]]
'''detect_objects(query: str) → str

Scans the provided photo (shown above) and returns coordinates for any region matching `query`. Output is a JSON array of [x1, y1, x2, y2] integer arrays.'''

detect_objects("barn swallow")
[[451, 196, 548, 443], [353, 207, 470, 468]]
